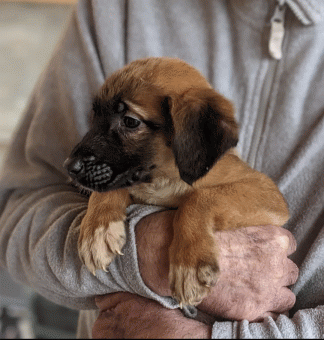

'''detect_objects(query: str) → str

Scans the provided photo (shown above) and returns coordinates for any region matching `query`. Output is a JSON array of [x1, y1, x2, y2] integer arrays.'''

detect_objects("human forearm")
[[0, 187, 167, 310], [136, 210, 174, 296], [0, 185, 97, 309]]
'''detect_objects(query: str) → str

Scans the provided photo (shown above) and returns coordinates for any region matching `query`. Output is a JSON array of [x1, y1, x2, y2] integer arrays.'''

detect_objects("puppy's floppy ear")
[[169, 88, 238, 185]]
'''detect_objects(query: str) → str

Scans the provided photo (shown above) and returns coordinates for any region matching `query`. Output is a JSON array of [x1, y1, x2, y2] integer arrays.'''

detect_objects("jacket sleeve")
[[0, 1, 174, 310], [212, 306, 324, 338]]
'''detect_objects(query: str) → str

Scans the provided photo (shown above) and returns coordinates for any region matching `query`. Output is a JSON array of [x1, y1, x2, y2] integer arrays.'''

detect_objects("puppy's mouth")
[[64, 157, 154, 192]]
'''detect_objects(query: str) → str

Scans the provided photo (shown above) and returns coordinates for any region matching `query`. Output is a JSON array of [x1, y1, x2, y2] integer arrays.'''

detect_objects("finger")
[[283, 260, 299, 287], [252, 312, 280, 322], [95, 292, 136, 310], [244, 225, 297, 256], [277, 227, 297, 256], [271, 287, 296, 314]]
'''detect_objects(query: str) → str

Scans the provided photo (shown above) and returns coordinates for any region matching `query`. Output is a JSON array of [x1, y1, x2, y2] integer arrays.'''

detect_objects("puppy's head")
[[64, 57, 238, 192]]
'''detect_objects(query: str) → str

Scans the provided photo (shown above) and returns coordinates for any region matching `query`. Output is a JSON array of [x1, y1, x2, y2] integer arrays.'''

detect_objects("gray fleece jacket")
[[0, 0, 323, 338]]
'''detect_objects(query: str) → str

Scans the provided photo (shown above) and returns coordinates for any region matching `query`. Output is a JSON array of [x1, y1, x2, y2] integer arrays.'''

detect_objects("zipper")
[[269, 0, 286, 60], [247, 0, 287, 169]]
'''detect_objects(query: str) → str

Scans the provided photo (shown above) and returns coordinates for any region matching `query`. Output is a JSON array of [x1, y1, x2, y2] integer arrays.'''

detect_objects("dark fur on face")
[[64, 57, 238, 192]]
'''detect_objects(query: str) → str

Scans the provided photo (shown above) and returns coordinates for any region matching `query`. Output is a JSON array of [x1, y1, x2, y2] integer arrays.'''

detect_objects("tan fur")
[[78, 189, 132, 274], [76, 57, 290, 306], [129, 133, 192, 207]]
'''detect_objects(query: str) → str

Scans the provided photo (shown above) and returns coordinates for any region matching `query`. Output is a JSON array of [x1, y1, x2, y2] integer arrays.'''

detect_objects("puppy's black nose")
[[64, 157, 85, 178]]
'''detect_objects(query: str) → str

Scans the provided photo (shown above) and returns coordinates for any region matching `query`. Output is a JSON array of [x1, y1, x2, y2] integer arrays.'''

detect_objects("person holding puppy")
[[0, 0, 323, 338]]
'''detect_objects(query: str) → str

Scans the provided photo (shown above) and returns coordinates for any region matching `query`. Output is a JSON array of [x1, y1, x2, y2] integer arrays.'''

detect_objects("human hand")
[[93, 292, 211, 339], [136, 210, 298, 322], [198, 225, 298, 321]]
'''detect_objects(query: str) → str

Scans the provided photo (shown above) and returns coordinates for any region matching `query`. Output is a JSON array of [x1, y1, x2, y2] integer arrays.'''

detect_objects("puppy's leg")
[[169, 192, 220, 307], [169, 182, 289, 306], [78, 189, 132, 275]]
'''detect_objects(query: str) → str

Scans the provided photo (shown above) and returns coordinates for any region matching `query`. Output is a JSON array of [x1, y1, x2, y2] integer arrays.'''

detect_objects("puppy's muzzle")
[[64, 156, 113, 190], [64, 155, 153, 192]]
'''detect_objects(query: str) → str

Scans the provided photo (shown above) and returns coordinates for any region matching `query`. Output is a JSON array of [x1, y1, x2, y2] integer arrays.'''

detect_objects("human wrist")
[[136, 210, 174, 296]]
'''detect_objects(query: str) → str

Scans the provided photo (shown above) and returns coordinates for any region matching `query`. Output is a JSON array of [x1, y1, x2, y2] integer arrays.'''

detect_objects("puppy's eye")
[[117, 101, 127, 113], [123, 116, 141, 129]]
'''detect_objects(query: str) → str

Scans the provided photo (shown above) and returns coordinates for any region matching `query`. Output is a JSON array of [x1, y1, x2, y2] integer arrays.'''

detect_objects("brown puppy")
[[64, 57, 289, 307]]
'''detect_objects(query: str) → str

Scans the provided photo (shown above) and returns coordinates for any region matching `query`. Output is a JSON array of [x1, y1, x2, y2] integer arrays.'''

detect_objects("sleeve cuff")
[[106, 204, 180, 309]]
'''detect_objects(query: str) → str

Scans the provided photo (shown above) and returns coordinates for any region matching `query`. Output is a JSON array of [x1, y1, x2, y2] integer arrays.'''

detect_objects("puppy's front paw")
[[78, 218, 126, 275], [169, 245, 220, 306]]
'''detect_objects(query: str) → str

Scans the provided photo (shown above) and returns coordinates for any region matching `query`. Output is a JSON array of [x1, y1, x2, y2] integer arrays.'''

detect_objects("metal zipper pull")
[[269, 1, 286, 60]]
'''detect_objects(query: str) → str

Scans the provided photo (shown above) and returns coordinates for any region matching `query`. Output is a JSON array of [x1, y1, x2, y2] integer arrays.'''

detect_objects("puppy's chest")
[[129, 177, 192, 208]]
